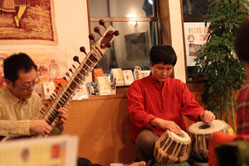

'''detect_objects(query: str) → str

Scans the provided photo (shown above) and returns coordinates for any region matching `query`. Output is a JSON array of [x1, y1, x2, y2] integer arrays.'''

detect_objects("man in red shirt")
[[127, 45, 215, 162]]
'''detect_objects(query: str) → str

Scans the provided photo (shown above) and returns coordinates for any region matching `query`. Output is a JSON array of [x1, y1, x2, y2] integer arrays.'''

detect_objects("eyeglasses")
[[14, 76, 40, 90]]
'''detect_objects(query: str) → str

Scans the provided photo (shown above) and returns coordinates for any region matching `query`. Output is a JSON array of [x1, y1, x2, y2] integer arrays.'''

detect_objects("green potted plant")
[[195, 0, 248, 133]]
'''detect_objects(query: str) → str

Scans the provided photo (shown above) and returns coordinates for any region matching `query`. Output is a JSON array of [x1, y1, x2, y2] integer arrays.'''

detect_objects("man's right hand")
[[30, 120, 52, 136], [150, 118, 181, 134]]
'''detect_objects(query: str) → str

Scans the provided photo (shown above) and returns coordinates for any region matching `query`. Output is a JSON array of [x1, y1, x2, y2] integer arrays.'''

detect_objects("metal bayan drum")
[[188, 119, 234, 162], [154, 130, 191, 164]]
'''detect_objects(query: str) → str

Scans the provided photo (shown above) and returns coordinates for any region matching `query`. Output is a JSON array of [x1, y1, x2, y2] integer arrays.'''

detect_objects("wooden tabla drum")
[[154, 130, 191, 164], [188, 119, 234, 162]]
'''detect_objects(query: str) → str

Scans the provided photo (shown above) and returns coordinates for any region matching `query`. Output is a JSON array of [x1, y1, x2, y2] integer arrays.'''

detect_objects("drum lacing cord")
[[157, 136, 183, 163], [158, 135, 171, 163], [169, 141, 183, 163], [202, 133, 208, 160], [178, 143, 191, 162], [193, 134, 203, 160]]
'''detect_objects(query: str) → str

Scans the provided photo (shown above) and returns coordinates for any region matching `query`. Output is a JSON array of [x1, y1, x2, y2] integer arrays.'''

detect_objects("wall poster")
[[125, 31, 150, 61], [184, 22, 209, 66], [0, 49, 68, 96], [0, 0, 57, 45]]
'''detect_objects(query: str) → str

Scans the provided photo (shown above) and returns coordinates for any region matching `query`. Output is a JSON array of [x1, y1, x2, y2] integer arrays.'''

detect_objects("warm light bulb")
[[127, 13, 137, 27]]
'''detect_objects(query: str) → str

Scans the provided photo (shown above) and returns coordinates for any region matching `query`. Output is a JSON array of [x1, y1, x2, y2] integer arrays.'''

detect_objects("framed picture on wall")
[[184, 22, 209, 66], [125, 31, 149, 61]]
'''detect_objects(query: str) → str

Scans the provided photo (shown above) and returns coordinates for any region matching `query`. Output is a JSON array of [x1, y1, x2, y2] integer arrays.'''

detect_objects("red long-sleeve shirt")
[[127, 75, 204, 142]]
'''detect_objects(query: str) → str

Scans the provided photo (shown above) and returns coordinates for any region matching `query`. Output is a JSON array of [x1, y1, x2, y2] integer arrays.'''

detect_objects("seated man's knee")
[[136, 130, 158, 146]]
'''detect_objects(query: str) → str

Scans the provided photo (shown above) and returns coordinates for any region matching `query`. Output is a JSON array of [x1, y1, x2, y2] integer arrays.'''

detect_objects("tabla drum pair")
[[153, 120, 233, 164], [188, 119, 234, 162]]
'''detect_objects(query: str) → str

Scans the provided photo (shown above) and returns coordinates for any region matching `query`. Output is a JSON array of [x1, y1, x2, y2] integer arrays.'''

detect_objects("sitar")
[[1, 20, 119, 141], [43, 20, 119, 127]]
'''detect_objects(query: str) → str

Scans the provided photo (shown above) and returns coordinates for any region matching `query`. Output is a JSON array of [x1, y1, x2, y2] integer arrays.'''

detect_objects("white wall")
[[169, 0, 186, 82], [54, 0, 90, 67]]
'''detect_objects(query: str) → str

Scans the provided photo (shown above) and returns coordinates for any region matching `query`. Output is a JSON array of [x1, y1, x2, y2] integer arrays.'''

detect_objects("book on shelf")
[[141, 70, 151, 78], [53, 78, 67, 88], [93, 68, 104, 82], [111, 68, 124, 86], [87, 82, 99, 96], [122, 70, 134, 86], [0, 135, 78, 166], [96, 76, 111, 95], [104, 73, 116, 95], [72, 83, 89, 100], [104, 72, 113, 83], [42, 82, 55, 100], [34, 83, 43, 98], [133, 66, 142, 80]]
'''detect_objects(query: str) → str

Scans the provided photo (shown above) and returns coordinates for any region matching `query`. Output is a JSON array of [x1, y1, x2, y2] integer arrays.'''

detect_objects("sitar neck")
[[40, 21, 119, 127], [44, 48, 101, 125]]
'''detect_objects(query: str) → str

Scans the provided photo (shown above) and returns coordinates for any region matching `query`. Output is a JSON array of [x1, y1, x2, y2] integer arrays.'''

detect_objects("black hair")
[[149, 45, 177, 66], [235, 18, 249, 62], [4, 53, 37, 82]]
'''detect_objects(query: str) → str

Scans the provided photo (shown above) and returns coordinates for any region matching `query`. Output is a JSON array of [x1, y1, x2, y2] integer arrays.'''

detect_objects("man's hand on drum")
[[150, 118, 181, 134], [200, 110, 215, 123]]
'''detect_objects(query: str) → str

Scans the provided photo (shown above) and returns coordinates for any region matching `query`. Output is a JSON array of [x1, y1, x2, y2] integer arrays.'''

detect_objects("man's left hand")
[[56, 107, 68, 127], [200, 110, 215, 123]]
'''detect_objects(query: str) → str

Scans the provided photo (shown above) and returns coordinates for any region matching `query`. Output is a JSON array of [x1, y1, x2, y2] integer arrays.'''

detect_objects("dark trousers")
[[135, 130, 159, 162]]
